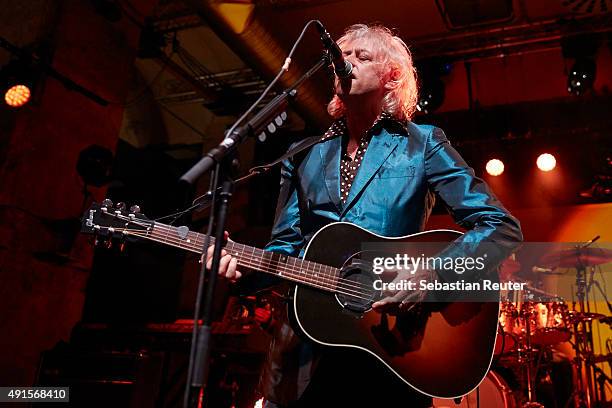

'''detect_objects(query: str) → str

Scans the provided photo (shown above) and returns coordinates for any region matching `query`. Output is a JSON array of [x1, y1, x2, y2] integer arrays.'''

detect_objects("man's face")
[[335, 40, 386, 102]]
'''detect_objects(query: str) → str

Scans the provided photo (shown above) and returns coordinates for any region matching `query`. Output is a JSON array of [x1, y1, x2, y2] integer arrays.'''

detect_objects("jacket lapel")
[[341, 133, 399, 216], [320, 136, 343, 213]]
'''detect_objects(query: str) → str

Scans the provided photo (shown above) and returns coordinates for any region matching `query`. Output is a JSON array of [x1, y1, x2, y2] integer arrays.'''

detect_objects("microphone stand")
[[180, 52, 332, 408], [180, 53, 331, 185]]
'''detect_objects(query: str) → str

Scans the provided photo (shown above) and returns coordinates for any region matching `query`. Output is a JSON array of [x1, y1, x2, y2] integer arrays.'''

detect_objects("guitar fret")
[[134, 219, 340, 293]]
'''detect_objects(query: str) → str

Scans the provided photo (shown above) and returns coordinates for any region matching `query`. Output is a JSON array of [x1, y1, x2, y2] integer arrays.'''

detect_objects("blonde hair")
[[327, 24, 419, 121]]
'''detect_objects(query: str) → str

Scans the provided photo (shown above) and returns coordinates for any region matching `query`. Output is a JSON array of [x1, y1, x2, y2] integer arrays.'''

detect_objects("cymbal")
[[540, 247, 612, 268], [590, 354, 612, 364], [567, 311, 607, 323], [600, 316, 612, 326]]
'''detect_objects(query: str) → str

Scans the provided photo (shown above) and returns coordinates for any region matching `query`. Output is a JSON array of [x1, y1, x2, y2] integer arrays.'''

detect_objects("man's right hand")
[[202, 231, 242, 281]]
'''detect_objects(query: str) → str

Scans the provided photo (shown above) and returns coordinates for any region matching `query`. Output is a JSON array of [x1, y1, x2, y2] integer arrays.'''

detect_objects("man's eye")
[[359, 55, 371, 61]]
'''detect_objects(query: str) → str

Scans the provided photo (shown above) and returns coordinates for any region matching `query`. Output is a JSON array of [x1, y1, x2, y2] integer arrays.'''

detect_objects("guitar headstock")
[[81, 199, 153, 245]]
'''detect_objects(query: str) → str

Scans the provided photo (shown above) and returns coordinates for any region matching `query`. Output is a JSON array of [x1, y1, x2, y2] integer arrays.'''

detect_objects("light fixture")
[[4, 84, 31, 107], [486, 159, 505, 176], [416, 77, 445, 115], [0, 58, 37, 108], [561, 34, 600, 96], [536, 153, 556, 172], [416, 59, 450, 115], [567, 58, 596, 96], [580, 155, 612, 201]]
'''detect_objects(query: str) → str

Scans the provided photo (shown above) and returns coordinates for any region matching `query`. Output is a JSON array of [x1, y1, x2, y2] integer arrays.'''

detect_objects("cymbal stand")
[[518, 303, 545, 408], [571, 263, 598, 408]]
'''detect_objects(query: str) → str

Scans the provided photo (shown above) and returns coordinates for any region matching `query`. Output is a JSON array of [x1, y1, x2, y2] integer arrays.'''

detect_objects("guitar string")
[[117, 225, 375, 300], [126, 228, 374, 300], [123, 229, 376, 301], [111, 215, 375, 294], [99, 212, 379, 295], [148, 223, 373, 295], [148, 222, 375, 293]]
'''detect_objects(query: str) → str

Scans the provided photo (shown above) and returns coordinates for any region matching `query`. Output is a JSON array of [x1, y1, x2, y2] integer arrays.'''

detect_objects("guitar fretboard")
[[142, 221, 342, 293]]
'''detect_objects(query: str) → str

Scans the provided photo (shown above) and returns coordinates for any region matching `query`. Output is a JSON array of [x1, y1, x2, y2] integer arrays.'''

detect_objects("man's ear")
[[383, 68, 401, 90]]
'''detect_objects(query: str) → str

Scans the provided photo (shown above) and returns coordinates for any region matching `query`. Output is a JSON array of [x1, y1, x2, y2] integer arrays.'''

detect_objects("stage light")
[[567, 58, 596, 96], [486, 159, 504, 176], [416, 59, 450, 115], [0, 58, 38, 108], [537, 153, 556, 172], [580, 155, 612, 201], [416, 77, 445, 115], [4, 84, 31, 107]]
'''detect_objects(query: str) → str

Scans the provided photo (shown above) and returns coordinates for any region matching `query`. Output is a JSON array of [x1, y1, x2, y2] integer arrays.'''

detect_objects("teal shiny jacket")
[[263, 121, 523, 279]]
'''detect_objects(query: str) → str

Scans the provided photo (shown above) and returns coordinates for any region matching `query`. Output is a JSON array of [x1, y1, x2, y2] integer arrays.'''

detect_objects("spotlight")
[[416, 77, 445, 115], [4, 84, 31, 107], [567, 58, 596, 96], [0, 58, 37, 108], [416, 59, 450, 115], [580, 155, 612, 201], [486, 159, 504, 176], [537, 153, 556, 172], [580, 175, 612, 200]]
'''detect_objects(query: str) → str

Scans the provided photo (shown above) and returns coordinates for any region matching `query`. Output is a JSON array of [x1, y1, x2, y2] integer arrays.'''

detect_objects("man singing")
[[208, 23, 523, 407]]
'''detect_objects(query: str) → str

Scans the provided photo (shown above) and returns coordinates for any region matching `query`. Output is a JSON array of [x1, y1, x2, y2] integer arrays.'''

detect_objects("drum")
[[433, 371, 518, 407], [526, 301, 570, 345], [494, 302, 519, 355]]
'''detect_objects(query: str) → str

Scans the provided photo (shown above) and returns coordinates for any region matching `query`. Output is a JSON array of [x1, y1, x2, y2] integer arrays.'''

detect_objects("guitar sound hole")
[[335, 266, 379, 313]]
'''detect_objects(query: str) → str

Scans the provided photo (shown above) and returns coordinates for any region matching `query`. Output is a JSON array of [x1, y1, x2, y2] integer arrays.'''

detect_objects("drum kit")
[[470, 243, 611, 408]]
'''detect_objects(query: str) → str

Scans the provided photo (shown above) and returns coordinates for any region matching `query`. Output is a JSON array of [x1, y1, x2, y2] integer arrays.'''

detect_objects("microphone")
[[315, 22, 353, 78]]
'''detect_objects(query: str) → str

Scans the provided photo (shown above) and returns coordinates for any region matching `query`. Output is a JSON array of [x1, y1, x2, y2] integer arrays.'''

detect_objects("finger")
[[373, 303, 395, 313], [372, 298, 393, 312], [206, 249, 227, 269], [388, 289, 412, 304], [226, 257, 239, 280], [205, 246, 214, 267], [219, 254, 232, 277]]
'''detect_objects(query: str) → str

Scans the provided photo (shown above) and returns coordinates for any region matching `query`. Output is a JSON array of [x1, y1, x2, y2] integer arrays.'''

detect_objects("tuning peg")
[[119, 241, 126, 252], [115, 202, 126, 211], [102, 198, 113, 209], [129, 205, 141, 214], [104, 239, 113, 249]]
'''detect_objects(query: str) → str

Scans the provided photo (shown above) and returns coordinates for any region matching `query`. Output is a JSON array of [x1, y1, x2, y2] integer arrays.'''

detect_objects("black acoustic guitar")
[[81, 201, 499, 399]]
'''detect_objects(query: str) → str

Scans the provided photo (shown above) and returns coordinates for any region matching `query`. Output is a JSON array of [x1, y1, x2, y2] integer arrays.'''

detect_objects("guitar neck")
[[140, 221, 341, 293]]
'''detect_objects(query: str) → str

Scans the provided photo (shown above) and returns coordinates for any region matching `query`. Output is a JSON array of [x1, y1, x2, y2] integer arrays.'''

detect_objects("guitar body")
[[291, 222, 499, 399]]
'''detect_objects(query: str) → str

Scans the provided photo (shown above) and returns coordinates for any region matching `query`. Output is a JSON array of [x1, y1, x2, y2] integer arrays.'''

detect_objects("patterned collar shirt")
[[320, 112, 407, 203]]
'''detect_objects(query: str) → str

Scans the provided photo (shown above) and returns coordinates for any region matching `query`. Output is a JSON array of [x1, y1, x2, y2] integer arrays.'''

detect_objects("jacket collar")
[[320, 114, 404, 214]]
